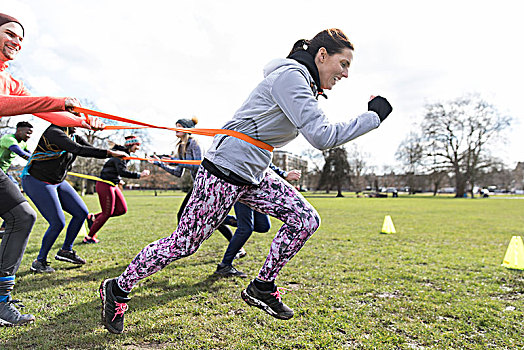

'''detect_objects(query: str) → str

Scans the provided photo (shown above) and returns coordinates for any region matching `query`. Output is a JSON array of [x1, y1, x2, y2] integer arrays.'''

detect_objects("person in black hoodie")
[[21, 125, 127, 273], [83, 135, 149, 243]]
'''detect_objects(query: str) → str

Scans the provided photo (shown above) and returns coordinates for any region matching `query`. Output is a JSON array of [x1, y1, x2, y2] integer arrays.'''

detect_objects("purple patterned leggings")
[[117, 167, 320, 292]]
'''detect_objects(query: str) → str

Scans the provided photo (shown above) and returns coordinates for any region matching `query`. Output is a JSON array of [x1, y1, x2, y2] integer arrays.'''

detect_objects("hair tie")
[[302, 39, 309, 50]]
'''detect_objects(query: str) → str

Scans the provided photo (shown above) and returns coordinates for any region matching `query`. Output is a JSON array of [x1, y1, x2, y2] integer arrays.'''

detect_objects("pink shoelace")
[[270, 287, 290, 302], [112, 302, 129, 321]]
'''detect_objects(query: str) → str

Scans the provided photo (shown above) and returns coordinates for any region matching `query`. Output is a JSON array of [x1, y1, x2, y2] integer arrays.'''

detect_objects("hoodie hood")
[[263, 58, 296, 78]]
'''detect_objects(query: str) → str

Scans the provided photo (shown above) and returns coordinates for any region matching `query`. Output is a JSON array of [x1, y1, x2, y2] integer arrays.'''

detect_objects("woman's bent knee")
[[304, 207, 321, 233]]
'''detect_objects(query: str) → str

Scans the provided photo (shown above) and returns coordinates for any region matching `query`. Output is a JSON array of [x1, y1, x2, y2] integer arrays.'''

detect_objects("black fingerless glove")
[[368, 96, 393, 122]]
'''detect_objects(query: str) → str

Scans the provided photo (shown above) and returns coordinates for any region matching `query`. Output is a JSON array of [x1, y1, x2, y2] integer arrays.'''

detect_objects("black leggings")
[[177, 187, 232, 241]]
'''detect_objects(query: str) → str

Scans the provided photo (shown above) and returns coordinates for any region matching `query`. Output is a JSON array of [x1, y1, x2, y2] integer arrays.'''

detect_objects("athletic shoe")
[[234, 247, 247, 260], [99, 278, 130, 334], [214, 263, 247, 278], [82, 236, 100, 244], [55, 249, 86, 265], [86, 213, 95, 230], [0, 298, 35, 326], [30, 259, 55, 273], [241, 281, 294, 320]]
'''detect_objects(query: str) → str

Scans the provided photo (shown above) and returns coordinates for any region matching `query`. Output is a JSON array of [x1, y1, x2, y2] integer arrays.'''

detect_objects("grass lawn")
[[1, 191, 523, 349]]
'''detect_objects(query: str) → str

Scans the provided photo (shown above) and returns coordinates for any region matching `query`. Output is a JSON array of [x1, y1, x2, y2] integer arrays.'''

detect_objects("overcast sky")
[[4, 0, 524, 171]]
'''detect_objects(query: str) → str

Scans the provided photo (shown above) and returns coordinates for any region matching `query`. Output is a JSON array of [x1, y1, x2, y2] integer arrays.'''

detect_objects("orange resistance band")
[[123, 156, 201, 165], [73, 106, 274, 152]]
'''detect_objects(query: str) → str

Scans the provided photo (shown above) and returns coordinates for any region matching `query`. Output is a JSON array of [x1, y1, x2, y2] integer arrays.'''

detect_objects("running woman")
[[100, 28, 393, 334], [149, 117, 236, 243], [84, 135, 150, 243], [0, 12, 105, 326], [22, 125, 127, 273]]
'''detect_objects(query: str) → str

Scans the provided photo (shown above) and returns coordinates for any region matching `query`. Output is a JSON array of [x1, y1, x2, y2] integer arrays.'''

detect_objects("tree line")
[[2, 94, 514, 198]]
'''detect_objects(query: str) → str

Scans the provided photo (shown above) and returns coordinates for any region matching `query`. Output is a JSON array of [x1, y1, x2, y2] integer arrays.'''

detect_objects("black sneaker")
[[241, 281, 294, 320], [99, 278, 130, 334], [86, 213, 95, 230], [214, 263, 247, 278], [30, 259, 55, 273], [55, 249, 86, 265], [0, 298, 35, 326]]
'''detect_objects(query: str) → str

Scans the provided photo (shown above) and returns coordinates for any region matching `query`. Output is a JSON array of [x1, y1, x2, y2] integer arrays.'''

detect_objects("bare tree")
[[421, 94, 511, 197], [300, 147, 323, 191], [0, 118, 15, 135], [346, 144, 368, 192], [300, 147, 323, 173], [396, 131, 425, 194]]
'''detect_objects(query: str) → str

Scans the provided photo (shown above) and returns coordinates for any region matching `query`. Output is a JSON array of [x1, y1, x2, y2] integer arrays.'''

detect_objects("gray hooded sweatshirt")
[[204, 58, 381, 185]]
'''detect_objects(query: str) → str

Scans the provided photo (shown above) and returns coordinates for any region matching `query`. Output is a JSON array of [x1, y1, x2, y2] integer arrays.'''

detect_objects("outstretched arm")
[[271, 69, 385, 150], [1, 94, 103, 129], [45, 127, 108, 159], [8, 144, 31, 159], [0, 95, 66, 115]]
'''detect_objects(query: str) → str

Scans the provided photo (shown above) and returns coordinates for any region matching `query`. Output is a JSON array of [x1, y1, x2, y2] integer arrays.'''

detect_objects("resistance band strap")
[[123, 156, 201, 165], [103, 125, 148, 130], [73, 106, 274, 152], [67, 157, 201, 185], [67, 172, 116, 186]]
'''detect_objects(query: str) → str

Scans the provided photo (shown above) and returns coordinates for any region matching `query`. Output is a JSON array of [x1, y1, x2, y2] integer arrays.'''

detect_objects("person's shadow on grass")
[[2, 271, 241, 349]]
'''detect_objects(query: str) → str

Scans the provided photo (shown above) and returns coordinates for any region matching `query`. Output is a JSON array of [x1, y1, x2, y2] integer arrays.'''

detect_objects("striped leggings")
[[117, 167, 320, 292]]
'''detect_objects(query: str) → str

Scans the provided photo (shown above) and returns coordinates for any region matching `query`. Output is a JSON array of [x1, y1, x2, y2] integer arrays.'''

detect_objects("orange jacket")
[[0, 62, 84, 127]]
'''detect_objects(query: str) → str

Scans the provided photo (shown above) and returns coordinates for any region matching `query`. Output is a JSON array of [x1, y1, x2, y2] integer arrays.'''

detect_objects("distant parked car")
[[438, 187, 455, 194], [378, 187, 398, 197]]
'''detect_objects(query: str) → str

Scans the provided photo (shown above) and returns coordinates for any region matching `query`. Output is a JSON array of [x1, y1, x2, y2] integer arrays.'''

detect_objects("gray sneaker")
[[55, 249, 86, 265], [0, 298, 35, 326], [30, 259, 55, 273], [214, 263, 247, 278]]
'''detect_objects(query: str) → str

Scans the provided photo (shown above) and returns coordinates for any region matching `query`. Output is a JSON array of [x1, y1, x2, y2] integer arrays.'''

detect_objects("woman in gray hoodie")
[[99, 28, 393, 333]]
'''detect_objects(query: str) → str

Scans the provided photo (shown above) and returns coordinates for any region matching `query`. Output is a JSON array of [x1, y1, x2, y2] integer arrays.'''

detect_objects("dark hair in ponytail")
[[288, 28, 354, 58]]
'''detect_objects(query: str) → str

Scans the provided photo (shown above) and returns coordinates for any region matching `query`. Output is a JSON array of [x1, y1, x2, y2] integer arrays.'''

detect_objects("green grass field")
[[1, 192, 523, 349]]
